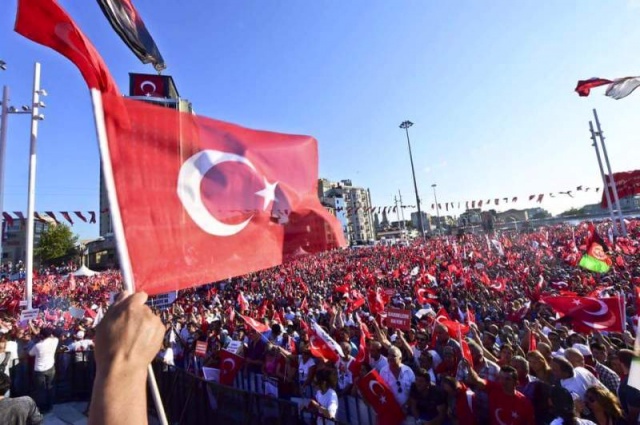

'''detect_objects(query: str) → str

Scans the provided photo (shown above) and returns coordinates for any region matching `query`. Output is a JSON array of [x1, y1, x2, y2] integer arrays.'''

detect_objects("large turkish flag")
[[356, 370, 405, 425], [101, 94, 346, 294]]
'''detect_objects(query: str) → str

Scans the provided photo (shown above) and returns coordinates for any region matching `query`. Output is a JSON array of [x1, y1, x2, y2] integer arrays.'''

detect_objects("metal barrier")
[[150, 363, 371, 425], [9, 351, 96, 403]]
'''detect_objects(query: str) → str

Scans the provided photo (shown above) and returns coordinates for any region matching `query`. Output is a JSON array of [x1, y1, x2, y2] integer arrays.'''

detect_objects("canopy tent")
[[70, 265, 99, 277]]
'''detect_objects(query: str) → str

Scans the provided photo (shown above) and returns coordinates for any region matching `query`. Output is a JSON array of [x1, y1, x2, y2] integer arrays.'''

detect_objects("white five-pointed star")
[[379, 396, 386, 404], [512, 411, 519, 419], [255, 177, 278, 211], [572, 299, 582, 306]]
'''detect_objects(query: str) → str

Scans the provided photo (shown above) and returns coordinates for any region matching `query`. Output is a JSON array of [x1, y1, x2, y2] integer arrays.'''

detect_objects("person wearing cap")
[[65, 327, 94, 399]]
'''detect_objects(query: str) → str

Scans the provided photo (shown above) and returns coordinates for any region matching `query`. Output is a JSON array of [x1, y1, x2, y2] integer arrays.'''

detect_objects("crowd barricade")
[[151, 362, 376, 424], [8, 350, 96, 403]]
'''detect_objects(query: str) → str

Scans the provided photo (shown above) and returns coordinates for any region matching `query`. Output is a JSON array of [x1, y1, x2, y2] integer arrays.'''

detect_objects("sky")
[[1, 0, 640, 239]]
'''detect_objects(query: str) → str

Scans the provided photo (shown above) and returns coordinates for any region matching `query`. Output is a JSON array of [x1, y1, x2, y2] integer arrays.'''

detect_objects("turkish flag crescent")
[[356, 370, 405, 425], [219, 349, 244, 386], [100, 93, 346, 295], [14, 0, 119, 94]]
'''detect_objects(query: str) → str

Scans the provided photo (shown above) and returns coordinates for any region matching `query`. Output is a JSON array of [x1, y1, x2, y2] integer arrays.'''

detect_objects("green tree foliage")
[[34, 223, 79, 263]]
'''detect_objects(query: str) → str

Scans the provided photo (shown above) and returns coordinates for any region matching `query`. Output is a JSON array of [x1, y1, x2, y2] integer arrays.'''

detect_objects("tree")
[[34, 223, 79, 264], [559, 207, 585, 217]]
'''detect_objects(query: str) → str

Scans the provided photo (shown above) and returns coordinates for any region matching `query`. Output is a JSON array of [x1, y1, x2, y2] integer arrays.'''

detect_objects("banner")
[[601, 170, 640, 208]]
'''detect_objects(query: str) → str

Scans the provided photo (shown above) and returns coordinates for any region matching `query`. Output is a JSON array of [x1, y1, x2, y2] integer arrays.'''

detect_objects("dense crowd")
[[1, 219, 640, 424]]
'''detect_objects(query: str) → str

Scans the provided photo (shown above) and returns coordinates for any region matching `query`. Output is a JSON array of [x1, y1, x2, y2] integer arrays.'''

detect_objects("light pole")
[[508, 216, 517, 232], [399, 120, 425, 239], [0, 78, 42, 275], [432, 184, 441, 235]]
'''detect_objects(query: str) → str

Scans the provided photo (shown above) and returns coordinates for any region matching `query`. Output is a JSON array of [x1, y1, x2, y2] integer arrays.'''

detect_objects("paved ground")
[[43, 402, 88, 425], [43, 402, 161, 425]]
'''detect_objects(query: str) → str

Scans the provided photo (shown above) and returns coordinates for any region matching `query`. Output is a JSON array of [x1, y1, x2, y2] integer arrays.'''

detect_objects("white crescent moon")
[[368, 380, 385, 396], [494, 408, 509, 425], [584, 299, 609, 316], [222, 358, 235, 372], [140, 80, 157, 94], [177, 150, 255, 236], [309, 336, 319, 351]]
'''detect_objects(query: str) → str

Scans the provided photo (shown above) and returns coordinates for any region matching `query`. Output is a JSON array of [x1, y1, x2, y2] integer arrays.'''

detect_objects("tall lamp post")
[[432, 184, 441, 235], [399, 120, 425, 239]]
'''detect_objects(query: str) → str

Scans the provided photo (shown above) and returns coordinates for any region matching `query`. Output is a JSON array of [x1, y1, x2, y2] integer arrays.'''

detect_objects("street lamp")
[[432, 184, 441, 235], [0, 62, 46, 311], [399, 120, 425, 239]]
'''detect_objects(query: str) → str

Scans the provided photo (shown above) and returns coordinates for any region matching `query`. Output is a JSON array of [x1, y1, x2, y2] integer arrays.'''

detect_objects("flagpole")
[[25, 63, 44, 311], [593, 109, 628, 237], [89, 89, 168, 425], [0, 86, 9, 270], [589, 121, 617, 233]]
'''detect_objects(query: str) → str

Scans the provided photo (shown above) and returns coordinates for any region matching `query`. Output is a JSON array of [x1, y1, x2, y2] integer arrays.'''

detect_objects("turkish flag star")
[[255, 177, 278, 211]]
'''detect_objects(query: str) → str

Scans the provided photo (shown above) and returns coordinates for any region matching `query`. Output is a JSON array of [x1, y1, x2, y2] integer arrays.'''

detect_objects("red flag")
[[528, 331, 537, 352], [334, 283, 350, 294], [367, 288, 385, 314], [346, 296, 365, 314], [300, 297, 309, 313], [356, 370, 405, 425], [74, 211, 88, 223], [575, 78, 613, 97], [350, 323, 368, 376], [541, 296, 624, 332], [458, 328, 473, 367], [15, 0, 119, 94], [100, 94, 346, 295], [415, 286, 438, 305], [309, 322, 344, 363], [239, 313, 270, 334], [466, 307, 476, 325], [237, 292, 249, 313], [60, 211, 74, 225], [219, 349, 244, 386]]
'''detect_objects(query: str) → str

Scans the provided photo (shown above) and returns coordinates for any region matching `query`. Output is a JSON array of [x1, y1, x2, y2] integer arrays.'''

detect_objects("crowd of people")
[[0, 219, 639, 424]]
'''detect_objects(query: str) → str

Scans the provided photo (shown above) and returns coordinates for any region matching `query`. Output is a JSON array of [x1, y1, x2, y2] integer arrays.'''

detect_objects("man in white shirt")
[[551, 355, 602, 401], [66, 330, 94, 399], [368, 341, 388, 372], [28, 328, 59, 413], [379, 346, 415, 408]]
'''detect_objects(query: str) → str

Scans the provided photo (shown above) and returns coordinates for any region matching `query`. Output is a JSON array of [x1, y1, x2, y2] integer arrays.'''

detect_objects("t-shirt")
[[484, 379, 535, 425], [314, 388, 338, 424], [66, 339, 94, 363], [28, 337, 58, 372], [0, 396, 43, 425], [560, 367, 601, 401], [409, 383, 447, 421]]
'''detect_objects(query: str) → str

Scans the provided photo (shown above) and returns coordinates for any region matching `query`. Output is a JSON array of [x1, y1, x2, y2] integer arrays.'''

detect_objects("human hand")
[[94, 291, 164, 378]]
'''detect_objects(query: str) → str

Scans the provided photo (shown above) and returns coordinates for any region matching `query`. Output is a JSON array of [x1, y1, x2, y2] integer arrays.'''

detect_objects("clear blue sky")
[[1, 0, 640, 239]]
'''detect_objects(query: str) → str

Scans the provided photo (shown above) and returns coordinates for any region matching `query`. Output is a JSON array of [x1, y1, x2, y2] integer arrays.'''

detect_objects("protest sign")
[[385, 307, 411, 331]]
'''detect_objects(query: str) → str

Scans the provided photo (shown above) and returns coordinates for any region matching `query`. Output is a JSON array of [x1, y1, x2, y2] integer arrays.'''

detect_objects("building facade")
[[1, 218, 53, 267], [318, 179, 376, 245]]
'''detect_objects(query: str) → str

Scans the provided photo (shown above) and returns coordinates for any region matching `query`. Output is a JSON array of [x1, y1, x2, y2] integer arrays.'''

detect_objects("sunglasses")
[[396, 380, 403, 393]]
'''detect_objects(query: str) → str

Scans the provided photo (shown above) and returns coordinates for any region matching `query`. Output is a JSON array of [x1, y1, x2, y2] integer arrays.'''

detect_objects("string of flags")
[[575, 76, 640, 100], [362, 185, 601, 215], [1, 210, 105, 226]]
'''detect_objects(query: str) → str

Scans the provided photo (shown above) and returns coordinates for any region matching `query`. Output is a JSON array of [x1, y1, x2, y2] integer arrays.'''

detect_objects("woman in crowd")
[[584, 386, 626, 425], [307, 369, 338, 425], [527, 350, 555, 384], [548, 385, 596, 425]]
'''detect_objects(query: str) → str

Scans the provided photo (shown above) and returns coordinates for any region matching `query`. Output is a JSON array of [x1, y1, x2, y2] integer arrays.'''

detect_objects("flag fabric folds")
[[540, 295, 624, 332], [605, 77, 640, 100], [575, 78, 613, 96], [356, 370, 406, 425], [96, 0, 166, 71], [309, 322, 344, 363], [219, 349, 244, 386], [15, 0, 119, 94], [100, 93, 346, 295], [600, 170, 640, 208]]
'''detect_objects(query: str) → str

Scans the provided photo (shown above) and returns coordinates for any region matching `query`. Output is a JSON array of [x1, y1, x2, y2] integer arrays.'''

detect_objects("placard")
[[20, 309, 39, 322], [146, 291, 178, 310], [385, 307, 411, 331], [202, 367, 220, 382], [195, 340, 208, 357], [225, 340, 242, 354], [69, 307, 85, 319]]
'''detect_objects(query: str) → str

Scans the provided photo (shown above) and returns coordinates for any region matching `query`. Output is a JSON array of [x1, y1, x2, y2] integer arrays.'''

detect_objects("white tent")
[[71, 265, 99, 277]]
